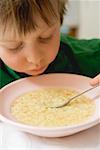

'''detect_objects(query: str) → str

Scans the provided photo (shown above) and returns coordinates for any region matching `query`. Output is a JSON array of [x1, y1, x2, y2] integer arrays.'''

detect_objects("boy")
[[0, 0, 100, 89]]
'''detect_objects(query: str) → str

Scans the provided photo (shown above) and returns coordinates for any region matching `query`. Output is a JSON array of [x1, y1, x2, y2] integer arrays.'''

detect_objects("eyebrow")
[[0, 42, 22, 49], [0, 40, 21, 44], [0, 23, 57, 43], [41, 24, 56, 34]]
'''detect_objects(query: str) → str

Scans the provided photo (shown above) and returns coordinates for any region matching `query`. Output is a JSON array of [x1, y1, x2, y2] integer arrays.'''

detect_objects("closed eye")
[[38, 35, 53, 43], [8, 42, 24, 52]]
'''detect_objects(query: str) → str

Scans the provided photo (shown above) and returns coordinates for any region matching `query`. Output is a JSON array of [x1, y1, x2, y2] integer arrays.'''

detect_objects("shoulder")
[[0, 60, 20, 88], [60, 34, 100, 77], [60, 33, 100, 55]]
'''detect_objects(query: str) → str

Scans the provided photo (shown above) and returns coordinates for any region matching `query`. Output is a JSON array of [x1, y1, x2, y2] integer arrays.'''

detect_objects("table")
[[0, 123, 100, 150]]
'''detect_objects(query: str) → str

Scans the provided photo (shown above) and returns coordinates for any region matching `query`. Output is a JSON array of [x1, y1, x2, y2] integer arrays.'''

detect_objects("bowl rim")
[[1, 73, 92, 91], [0, 73, 100, 131]]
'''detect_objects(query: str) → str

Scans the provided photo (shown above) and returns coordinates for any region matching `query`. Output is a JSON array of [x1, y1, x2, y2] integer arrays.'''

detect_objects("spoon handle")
[[54, 84, 99, 108]]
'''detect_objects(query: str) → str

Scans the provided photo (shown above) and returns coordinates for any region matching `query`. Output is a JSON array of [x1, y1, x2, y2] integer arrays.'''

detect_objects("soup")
[[11, 88, 95, 127]]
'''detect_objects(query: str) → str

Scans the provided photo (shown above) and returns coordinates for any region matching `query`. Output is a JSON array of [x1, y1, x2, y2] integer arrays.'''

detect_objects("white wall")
[[63, 0, 79, 27], [78, 0, 100, 38], [63, 0, 100, 39]]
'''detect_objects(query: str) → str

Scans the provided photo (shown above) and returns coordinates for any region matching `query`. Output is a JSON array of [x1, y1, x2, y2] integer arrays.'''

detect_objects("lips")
[[27, 65, 47, 73], [30, 66, 45, 71]]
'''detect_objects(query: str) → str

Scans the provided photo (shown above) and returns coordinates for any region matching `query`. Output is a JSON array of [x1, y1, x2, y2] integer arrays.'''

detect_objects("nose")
[[27, 57, 42, 69], [25, 46, 43, 67]]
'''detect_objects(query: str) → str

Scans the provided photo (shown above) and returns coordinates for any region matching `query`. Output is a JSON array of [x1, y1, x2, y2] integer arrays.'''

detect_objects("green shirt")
[[0, 34, 100, 89]]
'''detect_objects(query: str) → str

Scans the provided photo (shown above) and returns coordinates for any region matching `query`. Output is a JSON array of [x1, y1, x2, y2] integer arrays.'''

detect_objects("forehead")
[[0, 19, 58, 42], [0, 0, 61, 42]]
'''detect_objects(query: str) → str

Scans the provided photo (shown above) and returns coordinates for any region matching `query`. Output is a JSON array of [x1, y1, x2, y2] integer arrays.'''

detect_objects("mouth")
[[25, 66, 47, 75], [30, 66, 46, 71]]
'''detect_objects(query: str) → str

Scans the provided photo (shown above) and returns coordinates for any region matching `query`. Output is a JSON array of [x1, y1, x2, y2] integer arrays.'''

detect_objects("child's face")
[[0, 21, 60, 76]]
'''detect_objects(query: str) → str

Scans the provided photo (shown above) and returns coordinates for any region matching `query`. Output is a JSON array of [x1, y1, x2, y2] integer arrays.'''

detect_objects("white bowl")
[[0, 73, 100, 137]]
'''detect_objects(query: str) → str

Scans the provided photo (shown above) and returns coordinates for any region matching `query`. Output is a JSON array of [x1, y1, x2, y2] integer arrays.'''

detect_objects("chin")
[[25, 72, 42, 76]]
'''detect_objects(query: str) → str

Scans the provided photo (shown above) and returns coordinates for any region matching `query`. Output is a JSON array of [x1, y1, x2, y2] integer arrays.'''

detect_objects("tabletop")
[[0, 122, 100, 150]]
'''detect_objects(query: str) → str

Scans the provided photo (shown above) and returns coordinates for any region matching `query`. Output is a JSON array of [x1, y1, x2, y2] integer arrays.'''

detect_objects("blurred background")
[[61, 0, 100, 39]]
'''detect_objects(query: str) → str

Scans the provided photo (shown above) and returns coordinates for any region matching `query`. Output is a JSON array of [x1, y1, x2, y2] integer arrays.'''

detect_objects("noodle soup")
[[11, 88, 95, 127]]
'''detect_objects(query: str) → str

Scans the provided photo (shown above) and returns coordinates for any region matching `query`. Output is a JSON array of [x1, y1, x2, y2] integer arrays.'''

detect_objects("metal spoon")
[[50, 84, 99, 108]]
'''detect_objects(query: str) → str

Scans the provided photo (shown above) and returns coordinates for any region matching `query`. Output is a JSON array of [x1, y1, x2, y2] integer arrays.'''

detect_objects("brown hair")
[[0, 0, 68, 38]]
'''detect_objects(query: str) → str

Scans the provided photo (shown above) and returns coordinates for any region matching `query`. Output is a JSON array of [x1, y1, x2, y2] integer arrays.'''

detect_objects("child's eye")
[[8, 43, 24, 53], [38, 35, 53, 43]]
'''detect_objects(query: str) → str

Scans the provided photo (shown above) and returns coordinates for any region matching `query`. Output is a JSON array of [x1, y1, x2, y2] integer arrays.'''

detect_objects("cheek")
[[46, 34, 60, 60], [4, 57, 20, 68], [0, 50, 24, 69]]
